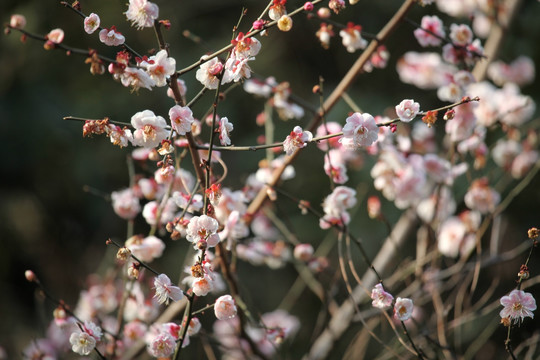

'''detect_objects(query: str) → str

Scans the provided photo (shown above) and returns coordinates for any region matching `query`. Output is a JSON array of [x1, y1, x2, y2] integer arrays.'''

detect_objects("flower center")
[[143, 124, 157, 141]]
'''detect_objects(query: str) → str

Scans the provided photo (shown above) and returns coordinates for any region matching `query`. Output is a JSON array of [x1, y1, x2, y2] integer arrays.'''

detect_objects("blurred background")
[[1, 0, 540, 358]]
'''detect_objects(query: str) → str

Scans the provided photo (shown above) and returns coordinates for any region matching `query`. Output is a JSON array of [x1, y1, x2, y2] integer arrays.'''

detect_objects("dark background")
[[1, 0, 540, 358]]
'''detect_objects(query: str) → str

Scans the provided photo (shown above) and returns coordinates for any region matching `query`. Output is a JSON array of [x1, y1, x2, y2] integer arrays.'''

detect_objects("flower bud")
[[277, 15, 293, 32]]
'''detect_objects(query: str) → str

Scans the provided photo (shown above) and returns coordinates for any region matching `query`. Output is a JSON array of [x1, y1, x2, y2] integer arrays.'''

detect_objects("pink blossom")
[[269, 2, 287, 21], [449, 23, 473, 46], [339, 112, 378, 149], [395, 99, 420, 122], [154, 273, 184, 305], [445, 102, 476, 142], [487, 56, 535, 87], [125, 0, 159, 29], [142, 199, 175, 226], [397, 52, 455, 90], [166, 78, 187, 99], [464, 178, 500, 214], [169, 105, 194, 135], [83, 321, 103, 341], [84, 13, 100, 34], [511, 149, 538, 179], [140, 50, 176, 87], [437, 216, 467, 258], [111, 188, 140, 219], [196, 57, 223, 89], [339, 22, 367, 53], [44, 28, 64, 49], [119, 67, 156, 91], [293, 244, 314, 262], [186, 215, 220, 248], [10, 14, 26, 29], [324, 149, 348, 184], [130, 110, 169, 148], [492, 139, 521, 169], [125, 235, 165, 262], [320, 186, 356, 228], [215, 295, 237, 320], [192, 275, 214, 296], [497, 83, 536, 127], [371, 283, 394, 309], [223, 55, 253, 83], [394, 297, 414, 321], [316, 23, 334, 49], [123, 321, 148, 346], [187, 317, 202, 336], [329, 0, 346, 14], [69, 331, 96, 355], [500, 290, 536, 324], [99, 27, 125, 46], [219, 117, 234, 146], [108, 125, 132, 148], [147, 332, 175, 358], [316, 122, 342, 150], [283, 126, 313, 155], [414, 15, 445, 47], [231, 32, 261, 58]]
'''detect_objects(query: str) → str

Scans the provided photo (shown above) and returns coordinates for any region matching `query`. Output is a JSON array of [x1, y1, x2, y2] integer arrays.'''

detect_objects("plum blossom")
[[215, 295, 237, 320], [108, 125, 132, 147], [283, 126, 313, 155], [196, 57, 223, 89], [186, 215, 220, 249], [147, 332, 175, 357], [111, 188, 140, 219], [316, 23, 334, 49], [222, 55, 253, 83], [130, 110, 169, 148], [46, 28, 64, 44], [464, 178, 500, 214], [414, 15, 445, 47], [154, 274, 184, 305], [10, 14, 26, 29], [487, 56, 535, 87], [293, 244, 314, 262], [269, 0, 287, 20], [125, 0, 159, 29], [167, 78, 187, 99], [188, 317, 202, 336], [99, 27, 125, 46], [219, 117, 234, 146], [339, 112, 378, 149], [231, 32, 261, 58], [500, 290, 536, 324], [169, 105, 194, 135], [339, 22, 367, 53], [324, 149, 348, 184], [437, 211, 480, 258], [371, 283, 394, 309], [140, 50, 176, 87], [449, 23, 473, 46], [397, 52, 456, 90], [394, 297, 414, 321], [125, 235, 165, 262], [69, 331, 96, 355], [320, 186, 356, 229], [123, 321, 148, 347], [84, 13, 100, 34], [395, 99, 420, 122], [119, 67, 156, 91]]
